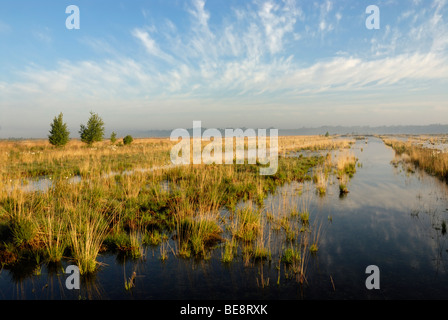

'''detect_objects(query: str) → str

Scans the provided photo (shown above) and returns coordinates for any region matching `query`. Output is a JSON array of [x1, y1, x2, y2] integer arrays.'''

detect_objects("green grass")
[[0, 138, 337, 276], [309, 243, 319, 253], [339, 184, 348, 194], [299, 211, 310, 225], [68, 207, 110, 275], [10, 218, 37, 248], [142, 229, 162, 246], [281, 247, 301, 265], [221, 238, 237, 263], [39, 212, 68, 263], [231, 207, 261, 242], [174, 214, 222, 257]]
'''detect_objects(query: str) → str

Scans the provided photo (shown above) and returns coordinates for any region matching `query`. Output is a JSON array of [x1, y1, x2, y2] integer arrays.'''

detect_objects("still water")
[[1, 137, 448, 300]]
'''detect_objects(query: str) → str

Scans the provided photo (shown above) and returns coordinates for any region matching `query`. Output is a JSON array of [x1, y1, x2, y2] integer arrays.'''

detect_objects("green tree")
[[110, 131, 117, 145], [123, 135, 133, 145], [48, 113, 70, 147], [79, 112, 105, 146]]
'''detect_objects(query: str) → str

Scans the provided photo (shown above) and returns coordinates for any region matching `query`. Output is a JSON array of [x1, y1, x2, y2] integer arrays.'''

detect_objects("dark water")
[[1, 137, 448, 300]]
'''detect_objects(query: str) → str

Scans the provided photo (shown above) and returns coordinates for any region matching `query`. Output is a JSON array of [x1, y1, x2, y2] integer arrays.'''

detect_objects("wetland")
[[1, 135, 448, 300]]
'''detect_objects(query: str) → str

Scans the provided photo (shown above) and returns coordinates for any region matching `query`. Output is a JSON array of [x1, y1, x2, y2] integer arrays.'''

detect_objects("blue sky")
[[0, 0, 447, 138]]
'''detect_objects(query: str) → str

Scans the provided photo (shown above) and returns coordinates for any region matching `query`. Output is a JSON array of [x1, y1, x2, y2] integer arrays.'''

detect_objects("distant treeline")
[[133, 124, 448, 138], [3, 124, 448, 140]]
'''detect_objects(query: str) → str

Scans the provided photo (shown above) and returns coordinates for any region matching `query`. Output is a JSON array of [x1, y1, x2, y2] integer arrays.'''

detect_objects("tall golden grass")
[[0, 135, 350, 275], [279, 135, 354, 154], [383, 137, 448, 181], [0, 135, 354, 180], [68, 206, 110, 274]]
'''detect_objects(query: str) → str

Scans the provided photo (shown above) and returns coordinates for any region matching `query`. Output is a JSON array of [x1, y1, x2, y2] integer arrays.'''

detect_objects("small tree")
[[79, 112, 105, 146], [123, 135, 133, 145], [110, 131, 117, 145], [48, 113, 70, 147]]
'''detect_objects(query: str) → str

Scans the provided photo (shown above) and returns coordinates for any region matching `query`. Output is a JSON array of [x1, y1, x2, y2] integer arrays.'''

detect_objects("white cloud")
[[1, 0, 448, 135], [318, 0, 334, 35], [2, 46, 446, 108], [257, 0, 301, 54], [132, 28, 174, 63], [189, 0, 210, 28], [2, 1, 447, 101]]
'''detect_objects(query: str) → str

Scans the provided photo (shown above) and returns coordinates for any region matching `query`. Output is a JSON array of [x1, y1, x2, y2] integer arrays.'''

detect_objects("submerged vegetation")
[[0, 135, 355, 285]]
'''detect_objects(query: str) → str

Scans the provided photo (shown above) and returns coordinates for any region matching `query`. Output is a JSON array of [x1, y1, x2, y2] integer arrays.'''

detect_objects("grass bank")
[[383, 137, 448, 182], [0, 136, 355, 277]]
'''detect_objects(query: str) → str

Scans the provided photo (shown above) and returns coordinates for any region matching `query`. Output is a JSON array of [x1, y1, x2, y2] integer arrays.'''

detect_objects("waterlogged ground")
[[1, 137, 448, 300]]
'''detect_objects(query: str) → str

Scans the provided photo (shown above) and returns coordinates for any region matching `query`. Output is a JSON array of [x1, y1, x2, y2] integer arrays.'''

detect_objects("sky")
[[0, 0, 447, 138]]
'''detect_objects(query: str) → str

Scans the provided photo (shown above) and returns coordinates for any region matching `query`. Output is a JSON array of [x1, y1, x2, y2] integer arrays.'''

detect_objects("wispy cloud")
[[257, 0, 302, 54], [188, 0, 211, 28], [0, 0, 447, 136], [318, 0, 334, 34], [2, 47, 446, 104], [132, 28, 175, 63]]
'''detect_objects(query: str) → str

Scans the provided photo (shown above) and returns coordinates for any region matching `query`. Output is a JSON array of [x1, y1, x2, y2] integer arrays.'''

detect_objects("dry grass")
[[0, 138, 173, 181], [39, 211, 68, 263], [0, 135, 345, 276], [0, 135, 352, 181], [335, 150, 357, 177], [279, 135, 354, 154], [68, 206, 110, 275], [383, 137, 448, 181]]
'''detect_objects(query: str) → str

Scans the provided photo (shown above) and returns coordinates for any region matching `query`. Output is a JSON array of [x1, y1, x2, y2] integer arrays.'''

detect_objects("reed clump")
[[281, 247, 301, 265], [221, 237, 237, 263], [68, 206, 110, 275], [175, 213, 222, 257], [383, 137, 448, 181], [336, 151, 357, 179], [231, 206, 261, 242], [334, 151, 357, 195], [39, 212, 68, 263], [313, 167, 328, 196]]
